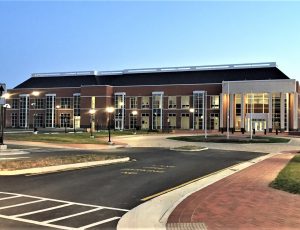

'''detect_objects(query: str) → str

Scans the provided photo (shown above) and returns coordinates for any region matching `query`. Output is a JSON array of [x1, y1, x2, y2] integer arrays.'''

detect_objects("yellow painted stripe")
[[141, 161, 245, 202]]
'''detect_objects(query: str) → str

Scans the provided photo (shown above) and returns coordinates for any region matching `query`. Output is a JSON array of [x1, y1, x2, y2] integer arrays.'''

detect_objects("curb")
[[117, 152, 279, 230], [0, 157, 130, 176], [170, 147, 208, 152]]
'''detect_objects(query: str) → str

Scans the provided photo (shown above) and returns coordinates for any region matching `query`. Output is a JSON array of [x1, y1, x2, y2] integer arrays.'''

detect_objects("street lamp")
[[0, 104, 10, 147], [32, 91, 40, 97], [31, 91, 40, 133], [56, 105, 60, 128], [131, 110, 138, 134], [31, 102, 38, 134], [189, 108, 195, 130], [106, 106, 115, 144], [64, 115, 68, 134], [89, 109, 96, 138]]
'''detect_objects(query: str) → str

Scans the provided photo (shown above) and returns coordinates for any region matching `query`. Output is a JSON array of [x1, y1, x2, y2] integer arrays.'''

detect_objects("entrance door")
[[253, 120, 266, 131], [181, 114, 190, 129], [141, 115, 149, 130]]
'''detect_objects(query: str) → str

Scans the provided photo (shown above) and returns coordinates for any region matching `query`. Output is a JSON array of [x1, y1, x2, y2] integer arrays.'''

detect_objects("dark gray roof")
[[14, 67, 289, 89]]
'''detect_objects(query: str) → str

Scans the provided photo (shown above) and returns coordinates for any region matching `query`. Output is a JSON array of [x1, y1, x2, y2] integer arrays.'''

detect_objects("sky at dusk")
[[1, 1, 300, 89]]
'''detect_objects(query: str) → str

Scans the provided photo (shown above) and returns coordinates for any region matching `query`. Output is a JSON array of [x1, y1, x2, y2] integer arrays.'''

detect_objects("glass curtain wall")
[[114, 93, 125, 130], [46, 95, 56, 128], [19, 95, 29, 128], [193, 91, 205, 130], [152, 92, 163, 130]]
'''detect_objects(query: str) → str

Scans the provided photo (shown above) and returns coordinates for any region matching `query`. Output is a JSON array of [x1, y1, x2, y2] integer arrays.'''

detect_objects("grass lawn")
[[5, 131, 138, 144], [167, 135, 290, 143], [0, 154, 120, 171], [270, 155, 300, 194]]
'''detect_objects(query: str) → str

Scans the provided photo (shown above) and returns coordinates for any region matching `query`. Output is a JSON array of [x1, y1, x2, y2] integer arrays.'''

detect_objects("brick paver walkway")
[[168, 153, 300, 229]]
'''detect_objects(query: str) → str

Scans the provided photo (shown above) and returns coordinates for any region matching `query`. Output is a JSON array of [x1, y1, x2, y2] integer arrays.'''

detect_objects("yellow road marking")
[[141, 161, 245, 201]]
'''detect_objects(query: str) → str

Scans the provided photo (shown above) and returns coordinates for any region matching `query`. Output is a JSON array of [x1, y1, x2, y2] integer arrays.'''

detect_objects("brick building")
[[4, 62, 300, 132]]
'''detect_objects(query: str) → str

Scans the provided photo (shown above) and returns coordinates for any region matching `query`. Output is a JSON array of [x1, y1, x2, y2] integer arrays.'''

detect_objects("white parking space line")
[[0, 195, 20, 201], [0, 199, 45, 210], [0, 192, 128, 212], [0, 191, 128, 229], [13, 203, 73, 218], [44, 207, 103, 224], [0, 213, 75, 230], [78, 216, 120, 230]]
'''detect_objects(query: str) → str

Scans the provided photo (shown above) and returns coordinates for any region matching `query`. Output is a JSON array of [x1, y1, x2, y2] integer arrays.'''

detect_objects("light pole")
[[31, 91, 40, 133], [56, 105, 60, 128], [0, 104, 10, 147], [88, 109, 96, 138], [64, 115, 67, 134], [189, 108, 195, 130], [106, 107, 115, 144], [131, 110, 138, 134], [31, 103, 37, 133]]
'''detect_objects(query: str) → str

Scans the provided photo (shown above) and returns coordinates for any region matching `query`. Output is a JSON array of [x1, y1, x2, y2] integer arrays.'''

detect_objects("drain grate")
[[167, 222, 207, 230]]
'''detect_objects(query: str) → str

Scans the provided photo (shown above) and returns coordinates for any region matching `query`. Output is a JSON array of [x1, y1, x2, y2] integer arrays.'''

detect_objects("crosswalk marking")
[[0, 191, 128, 229]]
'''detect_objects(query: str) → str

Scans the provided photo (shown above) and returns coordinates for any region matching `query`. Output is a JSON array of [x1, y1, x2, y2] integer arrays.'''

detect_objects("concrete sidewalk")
[[5, 140, 128, 150], [167, 153, 300, 229]]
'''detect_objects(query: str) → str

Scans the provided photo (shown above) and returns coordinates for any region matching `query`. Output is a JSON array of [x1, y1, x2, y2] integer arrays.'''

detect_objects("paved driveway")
[[0, 147, 265, 229]]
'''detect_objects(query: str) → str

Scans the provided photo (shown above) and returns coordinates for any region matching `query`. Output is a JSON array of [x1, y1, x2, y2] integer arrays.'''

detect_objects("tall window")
[[168, 113, 176, 129], [73, 95, 80, 116], [141, 96, 150, 109], [32, 98, 44, 109], [235, 94, 241, 130], [34, 113, 44, 128], [129, 113, 137, 129], [61, 98, 72, 109], [130, 97, 137, 109], [168, 96, 177, 109], [211, 96, 219, 109], [19, 95, 29, 128], [152, 92, 163, 129], [11, 113, 18, 127], [181, 96, 190, 108], [11, 99, 18, 109], [272, 93, 281, 129], [60, 113, 71, 127], [46, 95, 55, 128]]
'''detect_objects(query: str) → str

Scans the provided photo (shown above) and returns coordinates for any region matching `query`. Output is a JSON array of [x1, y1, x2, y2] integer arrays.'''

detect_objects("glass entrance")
[[246, 118, 266, 131], [253, 119, 266, 131]]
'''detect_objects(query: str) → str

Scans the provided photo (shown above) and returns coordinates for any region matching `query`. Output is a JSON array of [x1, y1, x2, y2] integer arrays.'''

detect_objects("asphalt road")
[[0, 146, 266, 229]]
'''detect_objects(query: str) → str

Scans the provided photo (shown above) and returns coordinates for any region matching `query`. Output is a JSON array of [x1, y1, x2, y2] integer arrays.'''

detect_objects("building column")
[[268, 93, 272, 132], [220, 93, 223, 129], [230, 94, 234, 130], [286, 93, 289, 131], [280, 93, 285, 131], [241, 93, 245, 130], [293, 92, 298, 130]]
